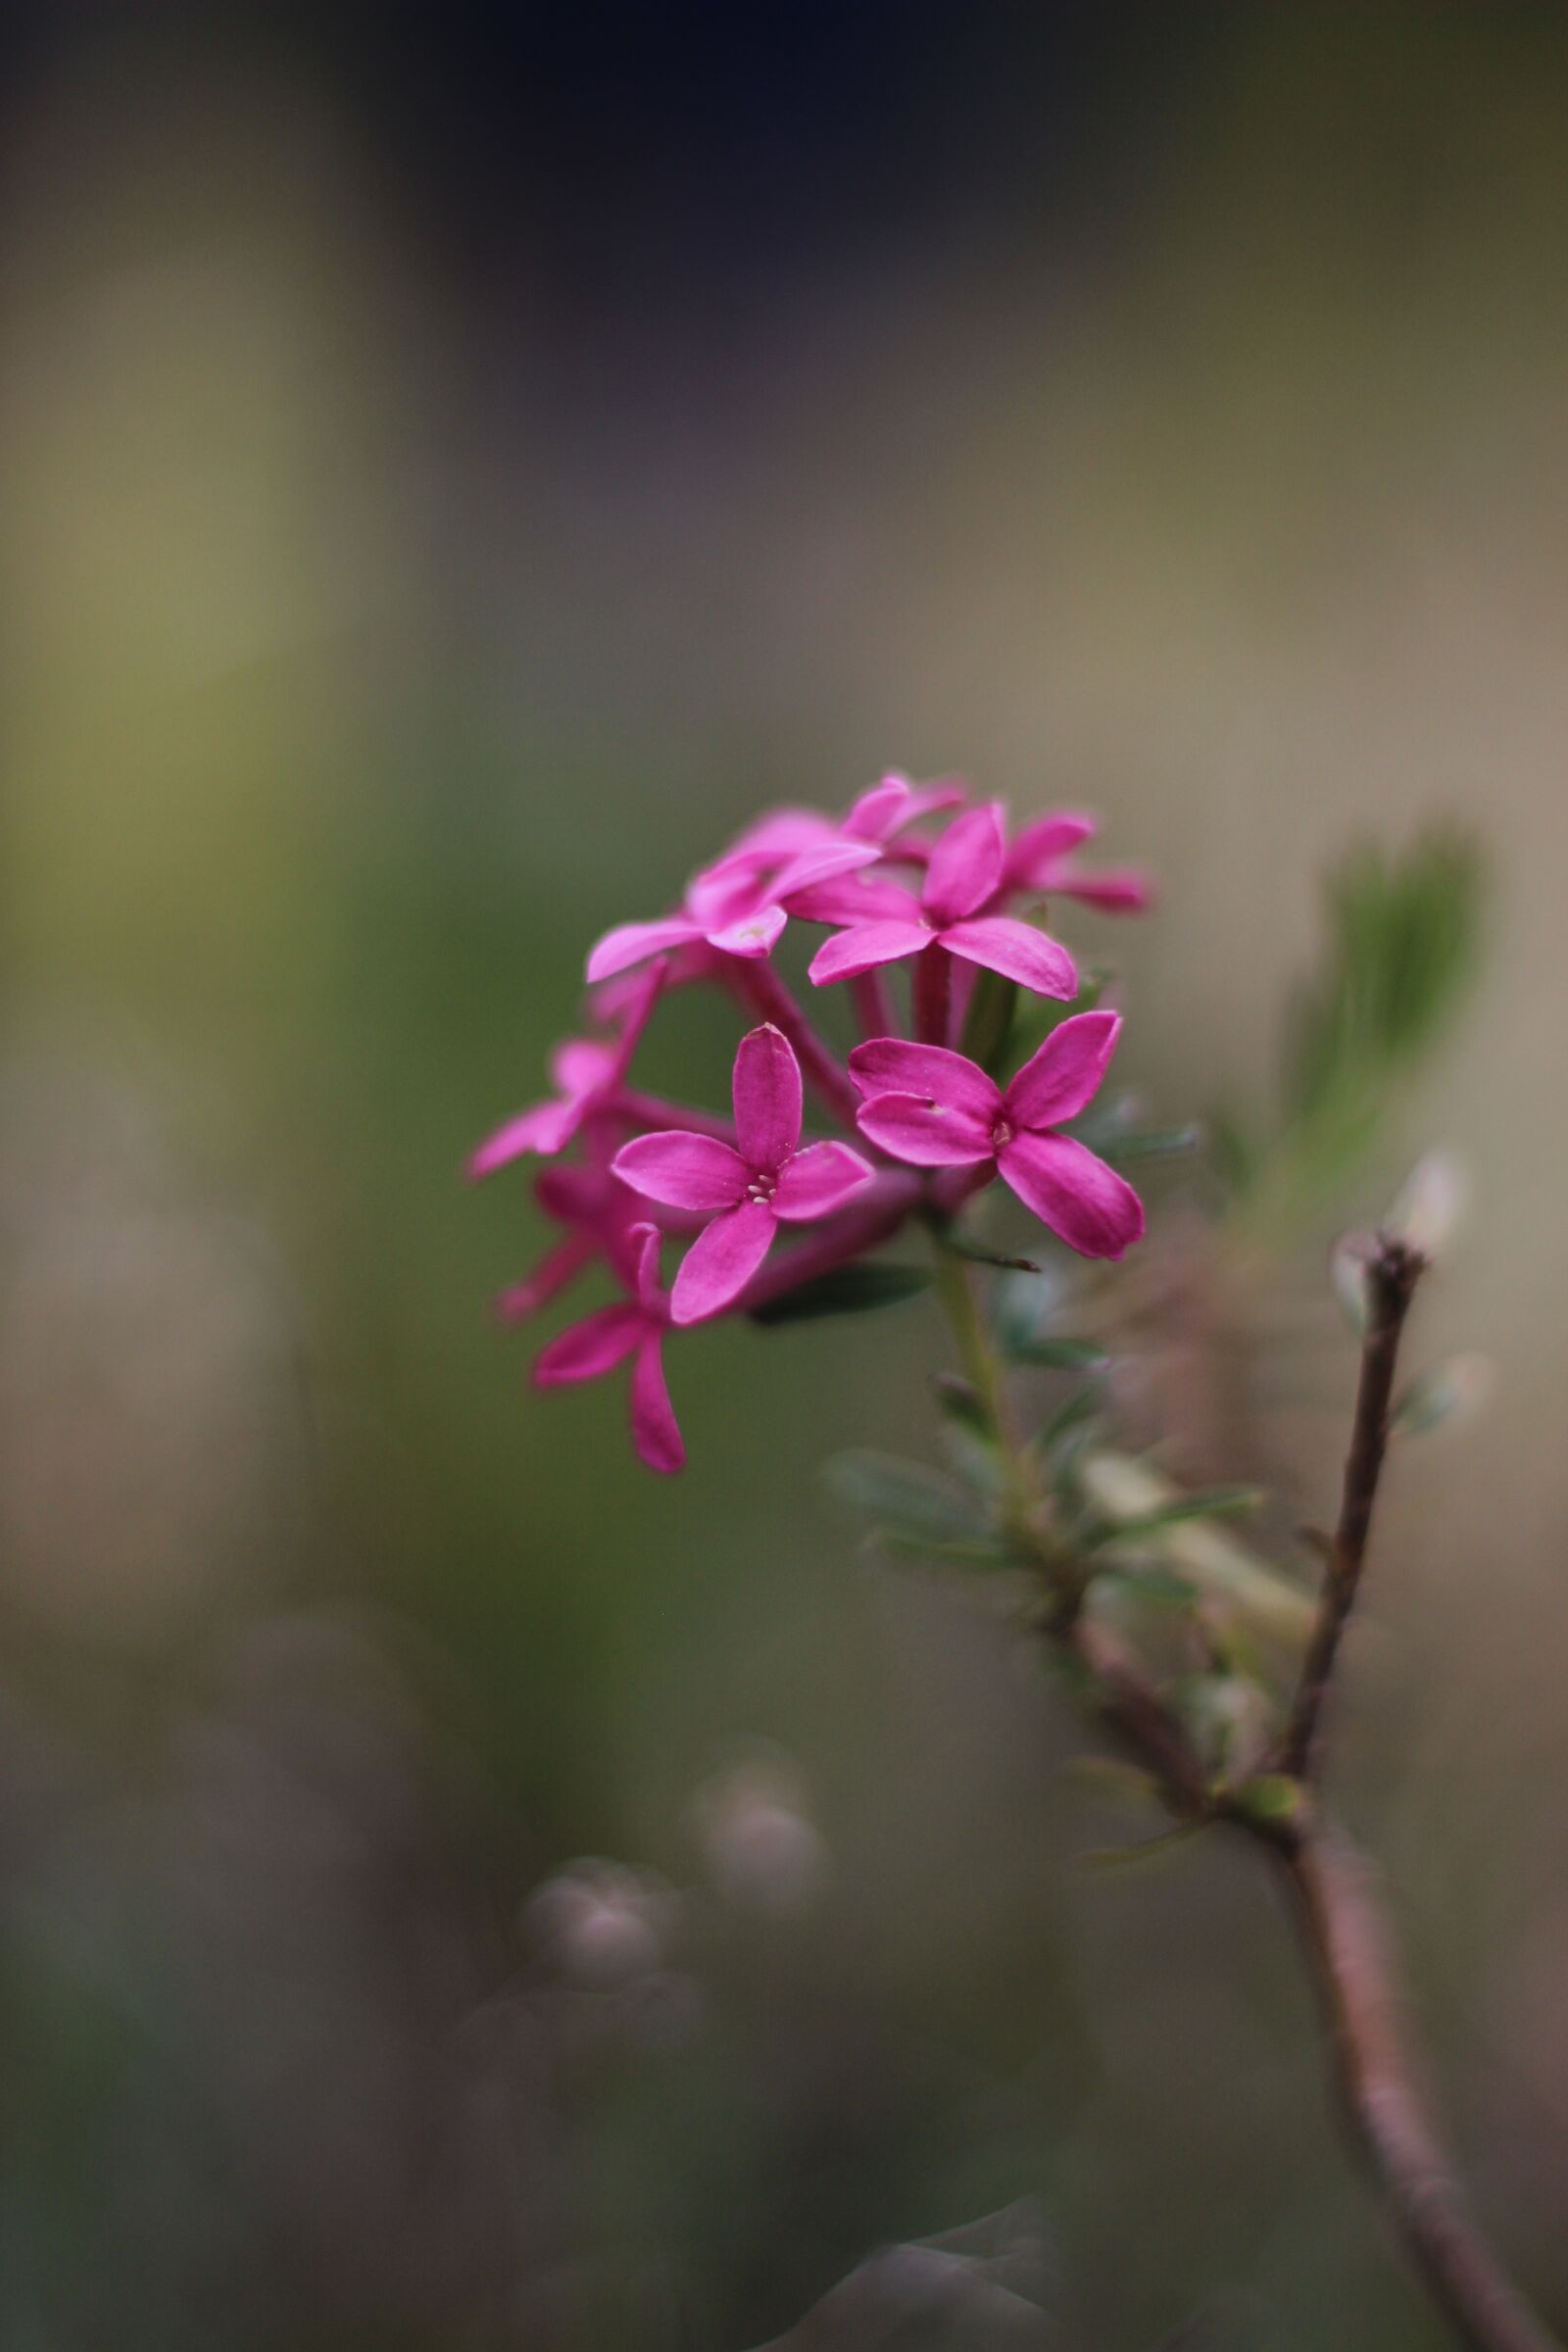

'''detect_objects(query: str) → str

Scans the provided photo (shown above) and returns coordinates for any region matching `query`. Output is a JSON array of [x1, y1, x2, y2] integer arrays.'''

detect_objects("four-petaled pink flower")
[[469, 962, 664, 1179], [532, 1222, 685, 1475], [849, 1011, 1145, 1260], [1003, 811, 1154, 914], [586, 839, 881, 986], [808, 803, 1078, 999], [612, 1025, 875, 1324]]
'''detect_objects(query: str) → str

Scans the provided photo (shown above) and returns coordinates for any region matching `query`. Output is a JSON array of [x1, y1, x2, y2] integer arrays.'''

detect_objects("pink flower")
[[707, 772, 967, 877], [585, 839, 881, 986], [848, 1011, 1145, 1260], [469, 962, 664, 1180], [612, 1025, 876, 1324], [533, 1224, 684, 1475], [1004, 812, 1154, 913], [808, 803, 1078, 1000]]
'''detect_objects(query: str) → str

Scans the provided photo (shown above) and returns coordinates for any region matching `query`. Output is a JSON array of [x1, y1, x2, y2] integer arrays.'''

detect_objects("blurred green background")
[[2, 7, 1567, 2347]]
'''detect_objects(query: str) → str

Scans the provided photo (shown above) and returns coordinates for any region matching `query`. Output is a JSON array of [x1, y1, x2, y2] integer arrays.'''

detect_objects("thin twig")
[[1280, 1827, 1560, 2352], [926, 1231, 1562, 2352], [1282, 1234, 1425, 1778]]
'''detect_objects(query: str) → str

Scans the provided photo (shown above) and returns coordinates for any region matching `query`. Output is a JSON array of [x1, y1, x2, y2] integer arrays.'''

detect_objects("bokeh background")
[[2, 7, 1567, 2347]]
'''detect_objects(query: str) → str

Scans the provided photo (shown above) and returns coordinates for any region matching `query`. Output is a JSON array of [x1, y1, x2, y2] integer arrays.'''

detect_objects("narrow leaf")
[[752, 1262, 932, 1326], [1006, 1334, 1109, 1372], [823, 1450, 988, 1544], [1085, 1488, 1264, 1550], [931, 1374, 993, 1440]]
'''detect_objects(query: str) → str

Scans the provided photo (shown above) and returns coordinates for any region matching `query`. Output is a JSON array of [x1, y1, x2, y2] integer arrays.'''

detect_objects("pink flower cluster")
[[472, 775, 1152, 1473]]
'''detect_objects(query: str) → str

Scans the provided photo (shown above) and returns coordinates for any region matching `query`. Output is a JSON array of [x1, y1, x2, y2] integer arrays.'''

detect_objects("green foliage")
[[823, 1449, 987, 1543], [931, 1373, 993, 1441], [1004, 1334, 1110, 1373], [750, 1262, 933, 1325], [1078, 1486, 1264, 1553], [823, 1447, 1027, 1574], [1221, 828, 1483, 1233]]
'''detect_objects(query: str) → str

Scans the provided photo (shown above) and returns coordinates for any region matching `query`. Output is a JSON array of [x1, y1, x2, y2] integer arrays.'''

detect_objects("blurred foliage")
[[1217, 830, 1483, 1236]]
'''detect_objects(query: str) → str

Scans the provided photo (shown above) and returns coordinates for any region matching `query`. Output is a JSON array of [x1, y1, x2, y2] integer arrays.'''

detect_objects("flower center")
[[991, 1116, 1013, 1151], [746, 1170, 777, 1204]]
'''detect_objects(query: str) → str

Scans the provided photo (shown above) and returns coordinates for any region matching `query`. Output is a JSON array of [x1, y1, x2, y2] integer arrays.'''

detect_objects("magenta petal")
[[789, 873, 923, 925], [808, 917, 931, 985], [708, 807, 832, 874], [921, 802, 1006, 926], [629, 1223, 664, 1314], [535, 1162, 617, 1227], [847, 1039, 1002, 1120], [608, 957, 668, 1082], [941, 915, 1077, 1000], [1005, 1009, 1122, 1130], [496, 1235, 597, 1323], [706, 901, 788, 959], [1055, 865, 1154, 913], [772, 1141, 876, 1222], [551, 1039, 616, 1100], [630, 1336, 684, 1473], [587, 915, 700, 984], [998, 1133, 1145, 1260], [771, 838, 881, 898], [855, 1092, 995, 1168], [670, 1201, 777, 1324], [1006, 811, 1097, 885], [612, 1130, 750, 1212], [844, 776, 914, 841], [468, 1098, 579, 1179], [533, 1303, 643, 1385], [732, 1023, 803, 1168]]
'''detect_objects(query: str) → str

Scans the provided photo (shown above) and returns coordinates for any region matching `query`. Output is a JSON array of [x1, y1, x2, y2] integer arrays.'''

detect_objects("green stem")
[[930, 1234, 1037, 1540]]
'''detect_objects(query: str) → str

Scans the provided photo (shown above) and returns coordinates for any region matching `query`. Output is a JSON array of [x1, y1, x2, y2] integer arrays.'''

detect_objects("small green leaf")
[[1170, 1671, 1273, 1783], [1006, 1335, 1110, 1373], [1093, 1122, 1201, 1167], [1079, 1822, 1208, 1873], [1084, 1488, 1263, 1550], [1033, 1385, 1104, 1463], [872, 1530, 1028, 1573], [1093, 1562, 1200, 1612], [1075, 1451, 1314, 1642], [1234, 1773, 1304, 1829], [751, 1262, 932, 1325], [1060, 1755, 1166, 1808], [823, 1450, 987, 1544], [992, 1266, 1071, 1356], [931, 1374, 993, 1441]]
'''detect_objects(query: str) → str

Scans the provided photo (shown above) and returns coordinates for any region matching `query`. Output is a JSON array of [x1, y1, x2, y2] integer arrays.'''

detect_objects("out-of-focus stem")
[[913, 943, 952, 1046], [1280, 1827, 1561, 2352], [851, 968, 899, 1042], [736, 961, 863, 1132], [613, 1090, 738, 1142], [930, 1236, 1036, 1539]]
